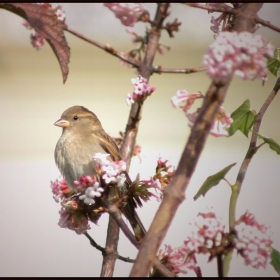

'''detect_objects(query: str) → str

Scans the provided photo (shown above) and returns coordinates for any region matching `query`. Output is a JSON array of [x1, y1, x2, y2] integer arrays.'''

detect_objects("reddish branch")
[[256, 16, 280, 33], [129, 3, 264, 277]]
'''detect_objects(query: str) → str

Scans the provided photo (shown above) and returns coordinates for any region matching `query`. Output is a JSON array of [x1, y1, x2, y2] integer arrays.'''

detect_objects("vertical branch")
[[223, 77, 280, 276], [101, 4, 170, 277], [100, 217, 120, 277], [130, 3, 265, 277], [120, 3, 170, 169], [129, 78, 233, 277]]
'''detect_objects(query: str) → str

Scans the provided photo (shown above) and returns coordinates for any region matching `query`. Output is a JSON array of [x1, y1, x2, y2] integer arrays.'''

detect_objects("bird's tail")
[[122, 198, 147, 243]]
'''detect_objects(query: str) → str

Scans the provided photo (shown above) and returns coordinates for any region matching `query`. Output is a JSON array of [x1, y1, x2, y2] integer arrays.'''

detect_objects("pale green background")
[[0, 3, 280, 277]]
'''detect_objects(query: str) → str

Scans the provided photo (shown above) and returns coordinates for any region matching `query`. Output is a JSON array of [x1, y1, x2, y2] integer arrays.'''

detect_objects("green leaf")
[[193, 163, 236, 201], [255, 132, 280, 155], [228, 100, 255, 137], [267, 48, 280, 77], [270, 247, 280, 276]]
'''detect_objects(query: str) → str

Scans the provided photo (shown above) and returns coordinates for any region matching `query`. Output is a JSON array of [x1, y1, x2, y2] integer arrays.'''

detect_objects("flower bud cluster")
[[126, 75, 156, 105]]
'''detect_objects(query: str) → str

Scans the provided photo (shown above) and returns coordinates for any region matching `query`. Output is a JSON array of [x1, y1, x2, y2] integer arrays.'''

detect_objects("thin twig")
[[256, 16, 280, 33], [84, 232, 135, 263], [184, 3, 235, 14], [65, 28, 140, 68], [153, 66, 207, 74]]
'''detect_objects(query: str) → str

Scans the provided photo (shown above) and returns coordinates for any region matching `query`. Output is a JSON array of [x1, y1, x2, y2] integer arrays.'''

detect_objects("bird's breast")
[[55, 132, 103, 189]]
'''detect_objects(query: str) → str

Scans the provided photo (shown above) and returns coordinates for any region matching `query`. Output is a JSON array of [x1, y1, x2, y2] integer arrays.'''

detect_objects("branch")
[[65, 28, 140, 69], [224, 76, 280, 276], [230, 77, 280, 228], [103, 200, 140, 250], [120, 3, 171, 169], [129, 77, 233, 277], [130, 3, 265, 277], [103, 198, 175, 277], [153, 66, 207, 74], [184, 3, 235, 14], [84, 232, 135, 263], [255, 16, 280, 33], [100, 217, 120, 276], [66, 28, 204, 78]]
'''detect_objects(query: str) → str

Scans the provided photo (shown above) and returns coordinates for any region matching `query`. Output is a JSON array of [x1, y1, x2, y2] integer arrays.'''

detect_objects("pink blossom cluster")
[[22, 3, 66, 50], [92, 153, 127, 187], [171, 90, 232, 137], [234, 211, 273, 268], [140, 157, 175, 201], [203, 31, 274, 80], [104, 3, 146, 27], [141, 177, 162, 201], [159, 211, 225, 275], [58, 205, 90, 235], [50, 178, 73, 202], [126, 75, 156, 105]]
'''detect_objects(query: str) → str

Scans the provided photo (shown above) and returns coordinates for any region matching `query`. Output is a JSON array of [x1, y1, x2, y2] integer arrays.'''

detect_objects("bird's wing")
[[94, 129, 121, 161]]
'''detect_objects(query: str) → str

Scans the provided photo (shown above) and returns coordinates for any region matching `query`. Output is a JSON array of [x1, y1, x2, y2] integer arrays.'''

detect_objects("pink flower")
[[104, 3, 146, 27], [171, 90, 204, 113], [210, 106, 233, 137], [93, 153, 127, 187], [22, 20, 32, 30], [30, 32, 46, 50], [74, 175, 98, 190], [133, 144, 142, 156], [158, 210, 226, 275], [50, 178, 73, 202], [79, 182, 104, 205], [195, 211, 225, 240], [203, 31, 274, 80], [187, 106, 232, 137], [53, 5, 66, 22], [234, 211, 273, 269], [58, 207, 90, 235], [126, 75, 156, 105]]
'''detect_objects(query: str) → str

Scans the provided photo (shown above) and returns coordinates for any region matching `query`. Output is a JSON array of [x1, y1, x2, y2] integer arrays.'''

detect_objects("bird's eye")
[[73, 115, 79, 120]]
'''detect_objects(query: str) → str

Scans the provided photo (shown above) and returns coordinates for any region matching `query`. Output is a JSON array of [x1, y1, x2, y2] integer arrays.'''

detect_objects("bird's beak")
[[54, 119, 70, 128]]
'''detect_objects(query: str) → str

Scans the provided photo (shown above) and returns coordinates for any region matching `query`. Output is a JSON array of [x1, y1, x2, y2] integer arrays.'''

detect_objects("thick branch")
[[130, 3, 266, 276], [129, 78, 232, 277]]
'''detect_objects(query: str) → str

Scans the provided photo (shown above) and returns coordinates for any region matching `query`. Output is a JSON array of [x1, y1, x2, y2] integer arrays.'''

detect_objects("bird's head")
[[54, 105, 102, 133]]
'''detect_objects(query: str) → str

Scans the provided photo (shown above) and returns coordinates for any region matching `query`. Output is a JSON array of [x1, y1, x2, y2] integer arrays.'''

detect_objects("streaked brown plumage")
[[54, 105, 146, 241]]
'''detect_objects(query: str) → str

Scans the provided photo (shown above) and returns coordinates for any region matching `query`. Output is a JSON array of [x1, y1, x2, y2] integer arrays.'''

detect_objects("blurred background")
[[0, 3, 280, 277]]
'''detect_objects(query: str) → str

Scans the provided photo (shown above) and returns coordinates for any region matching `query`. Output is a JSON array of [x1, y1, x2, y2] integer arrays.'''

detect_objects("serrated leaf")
[[267, 57, 280, 77], [0, 3, 70, 83], [228, 100, 255, 137], [255, 132, 280, 155], [270, 247, 280, 276], [193, 163, 236, 201]]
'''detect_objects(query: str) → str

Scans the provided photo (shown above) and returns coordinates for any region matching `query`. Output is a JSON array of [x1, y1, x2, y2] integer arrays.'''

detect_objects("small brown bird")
[[54, 105, 146, 242]]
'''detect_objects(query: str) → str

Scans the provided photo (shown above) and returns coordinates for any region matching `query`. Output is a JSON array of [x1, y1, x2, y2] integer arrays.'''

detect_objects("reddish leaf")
[[0, 3, 70, 83]]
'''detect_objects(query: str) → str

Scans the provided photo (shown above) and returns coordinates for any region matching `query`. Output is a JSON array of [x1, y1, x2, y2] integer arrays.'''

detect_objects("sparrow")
[[54, 105, 146, 242]]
